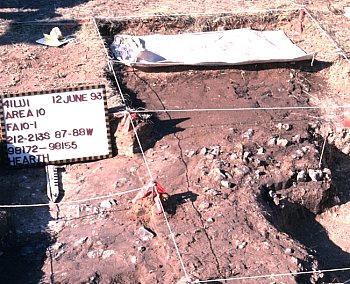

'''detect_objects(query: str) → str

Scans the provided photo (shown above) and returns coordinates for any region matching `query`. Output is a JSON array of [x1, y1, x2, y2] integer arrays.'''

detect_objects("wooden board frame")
[[0, 85, 112, 167]]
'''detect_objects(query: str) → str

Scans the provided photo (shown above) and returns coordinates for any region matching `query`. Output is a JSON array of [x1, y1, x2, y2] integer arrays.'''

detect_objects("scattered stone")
[[243, 151, 251, 161], [198, 201, 211, 210], [209, 146, 220, 157], [234, 165, 251, 177], [333, 195, 341, 204], [230, 153, 239, 160], [76, 237, 88, 245], [54, 250, 65, 261], [334, 137, 343, 148], [89, 272, 101, 283], [308, 121, 320, 130], [238, 241, 247, 249], [291, 134, 301, 143], [256, 163, 266, 171], [276, 138, 289, 147], [301, 146, 311, 153], [225, 172, 233, 179], [342, 144, 350, 155], [209, 167, 226, 181], [276, 123, 292, 131], [267, 137, 277, 146], [345, 6, 350, 19], [160, 145, 169, 150], [200, 147, 208, 155], [276, 123, 283, 130], [220, 180, 233, 188], [47, 220, 66, 233], [327, 134, 335, 144], [292, 149, 304, 160], [285, 247, 294, 255], [87, 250, 101, 259], [296, 170, 307, 182], [242, 129, 254, 139], [205, 188, 222, 196], [283, 124, 292, 130], [257, 147, 265, 155], [187, 150, 196, 157], [138, 226, 156, 241], [102, 250, 115, 259], [308, 169, 323, 181], [291, 256, 298, 265], [130, 255, 137, 264], [323, 168, 332, 180], [232, 143, 244, 158], [100, 199, 117, 209], [269, 190, 280, 205], [51, 242, 65, 251]]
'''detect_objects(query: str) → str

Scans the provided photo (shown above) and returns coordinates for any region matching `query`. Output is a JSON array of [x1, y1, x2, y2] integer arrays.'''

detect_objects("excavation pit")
[[1, 9, 349, 284], [95, 11, 350, 283]]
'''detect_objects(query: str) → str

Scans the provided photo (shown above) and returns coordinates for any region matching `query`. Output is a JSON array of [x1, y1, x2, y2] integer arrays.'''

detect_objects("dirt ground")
[[1, 1, 350, 284]]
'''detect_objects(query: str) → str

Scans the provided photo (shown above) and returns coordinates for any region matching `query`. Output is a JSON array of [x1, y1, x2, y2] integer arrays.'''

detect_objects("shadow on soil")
[[164, 191, 199, 214], [259, 170, 350, 283], [259, 132, 350, 283], [108, 63, 189, 152], [0, 0, 90, 45], [102, 19, 344, 283], [0, 0, 89, 19], [324, 143, 350, 205], [0, 162, 54, 284], [135, 60, 332, 74]]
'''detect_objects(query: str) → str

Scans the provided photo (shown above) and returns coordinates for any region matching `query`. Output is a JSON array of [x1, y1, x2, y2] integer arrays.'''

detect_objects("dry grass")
[[327, 59, 350, 95], [55, 0, 300, 19]]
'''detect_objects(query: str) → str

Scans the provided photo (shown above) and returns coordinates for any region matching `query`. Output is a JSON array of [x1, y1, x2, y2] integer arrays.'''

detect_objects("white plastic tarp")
[[110, 29, 314, 67]]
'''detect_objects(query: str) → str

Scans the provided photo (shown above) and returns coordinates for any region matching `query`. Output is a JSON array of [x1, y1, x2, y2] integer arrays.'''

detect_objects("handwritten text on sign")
[[2, 86, 111, 166]]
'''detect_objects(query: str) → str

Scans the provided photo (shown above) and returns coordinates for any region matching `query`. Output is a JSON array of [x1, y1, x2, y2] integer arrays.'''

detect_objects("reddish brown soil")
[[1, 60, 349, 284], [1, 2, 350, 284]]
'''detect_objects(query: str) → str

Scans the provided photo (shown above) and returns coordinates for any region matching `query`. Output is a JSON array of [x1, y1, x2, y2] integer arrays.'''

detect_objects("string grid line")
[[94, 9, 350, 284], [193, 267, 350, 283], [304, 8, 350, 64], [93, 18, 191, 282], [0, 5, 348, 284], [0, 187, 144, 208], [131, 105, 350, 114]]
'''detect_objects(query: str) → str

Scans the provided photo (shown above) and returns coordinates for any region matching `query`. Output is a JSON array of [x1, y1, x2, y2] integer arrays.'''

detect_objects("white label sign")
[[1, 86, 112, 166]]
